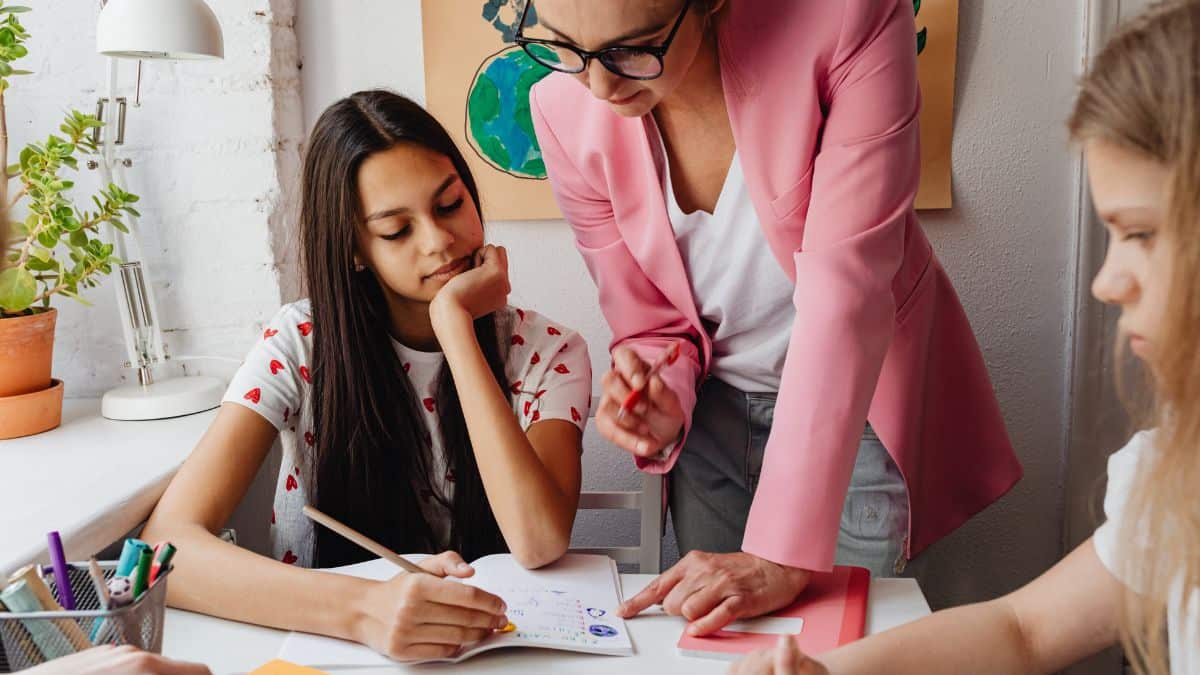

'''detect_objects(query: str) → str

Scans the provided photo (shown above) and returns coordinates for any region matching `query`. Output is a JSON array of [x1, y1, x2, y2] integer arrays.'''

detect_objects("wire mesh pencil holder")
[[0, 561, 171, 672]]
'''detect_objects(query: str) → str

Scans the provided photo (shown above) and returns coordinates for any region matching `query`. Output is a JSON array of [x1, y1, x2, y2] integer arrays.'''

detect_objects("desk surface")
[[0, 399, 216, 576], [163, 575, 931, 674]]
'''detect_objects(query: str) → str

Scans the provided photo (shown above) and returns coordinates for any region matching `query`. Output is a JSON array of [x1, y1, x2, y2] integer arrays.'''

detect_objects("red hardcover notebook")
[[677, 566, 870, 660]]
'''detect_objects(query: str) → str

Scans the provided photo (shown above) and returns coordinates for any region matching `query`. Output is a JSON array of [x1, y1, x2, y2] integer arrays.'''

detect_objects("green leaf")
[[0, 7, 32, 14], [36, 230, 55, 248], [110, 218, 128, 234], [69, 230, 86, 247], [0, 266, 36, 312], [25, 257, 54, 272], [30, 246, 50, 263]]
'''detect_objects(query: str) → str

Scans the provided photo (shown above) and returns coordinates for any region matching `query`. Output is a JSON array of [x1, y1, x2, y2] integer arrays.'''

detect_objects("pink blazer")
[[530, 0, 1022, 571]]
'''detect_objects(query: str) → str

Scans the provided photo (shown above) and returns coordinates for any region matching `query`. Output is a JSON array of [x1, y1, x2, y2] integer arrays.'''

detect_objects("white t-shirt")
[[222, 300, 592, 568], [1093, 430, 1198, 672], [659, 138, 796, 393]]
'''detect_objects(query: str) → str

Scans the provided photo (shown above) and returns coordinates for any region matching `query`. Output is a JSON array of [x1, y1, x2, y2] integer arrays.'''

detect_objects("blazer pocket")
[[769, 168, 815, 220]]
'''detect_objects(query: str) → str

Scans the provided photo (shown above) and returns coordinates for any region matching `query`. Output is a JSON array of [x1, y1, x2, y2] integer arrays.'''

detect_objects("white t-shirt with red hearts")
[[223, 300, 592, 568]]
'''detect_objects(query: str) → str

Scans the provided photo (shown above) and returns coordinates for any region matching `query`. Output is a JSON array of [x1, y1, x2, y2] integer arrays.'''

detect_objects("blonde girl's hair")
[[1068, 2, 1200, 673]]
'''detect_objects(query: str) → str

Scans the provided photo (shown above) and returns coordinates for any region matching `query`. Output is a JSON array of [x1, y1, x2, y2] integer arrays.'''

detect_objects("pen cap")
[[116, 539, 149, 577], [131, 547, 153, 598], [148, 542, 177, 583]]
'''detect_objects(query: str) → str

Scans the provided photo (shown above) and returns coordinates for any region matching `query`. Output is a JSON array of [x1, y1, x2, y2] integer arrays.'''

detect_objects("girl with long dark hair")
[[141, 90, 592, 661]]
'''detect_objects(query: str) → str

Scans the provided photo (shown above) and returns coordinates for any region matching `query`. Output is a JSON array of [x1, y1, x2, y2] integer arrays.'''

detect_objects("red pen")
[[618, 342, 681, 420]]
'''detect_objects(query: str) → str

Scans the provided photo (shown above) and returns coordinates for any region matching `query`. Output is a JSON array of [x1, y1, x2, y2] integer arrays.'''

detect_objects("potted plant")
[[0, 2, 137, 439]]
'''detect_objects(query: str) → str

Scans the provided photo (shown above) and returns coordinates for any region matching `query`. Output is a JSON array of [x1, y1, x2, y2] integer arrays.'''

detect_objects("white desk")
[[163, 576, 931, 674], [0, 399, 216, 576]]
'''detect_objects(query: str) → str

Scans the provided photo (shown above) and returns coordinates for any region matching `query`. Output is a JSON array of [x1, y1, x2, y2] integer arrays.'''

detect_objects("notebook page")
[[456, 553, 632, 658]]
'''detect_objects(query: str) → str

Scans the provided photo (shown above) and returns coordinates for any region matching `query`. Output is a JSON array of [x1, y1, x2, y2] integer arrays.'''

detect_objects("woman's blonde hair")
[[1068, 2, 1200, 673]]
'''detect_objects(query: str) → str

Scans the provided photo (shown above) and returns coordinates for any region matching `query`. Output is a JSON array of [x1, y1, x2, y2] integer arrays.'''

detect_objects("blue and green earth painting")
[[468, 1, 556, 179]]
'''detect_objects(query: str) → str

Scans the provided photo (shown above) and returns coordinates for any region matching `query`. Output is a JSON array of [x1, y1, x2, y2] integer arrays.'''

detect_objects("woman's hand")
[[729, 636, 830, 675], [353, 551, 510, 661], [595, 346, 685, 458], [620, 551, 811, 635], [23, 645, 211, 675], [430, 245, 511, 330]]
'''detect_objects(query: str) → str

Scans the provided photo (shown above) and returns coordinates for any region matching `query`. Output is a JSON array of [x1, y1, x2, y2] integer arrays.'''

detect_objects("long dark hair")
[[300, 90, 509, 567]]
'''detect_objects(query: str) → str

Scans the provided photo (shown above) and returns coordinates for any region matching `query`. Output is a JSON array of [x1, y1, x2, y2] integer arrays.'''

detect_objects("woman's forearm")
[[142, 520, 376, 642], [435, 313, 577, 567], [820, 599, 1038, 674]]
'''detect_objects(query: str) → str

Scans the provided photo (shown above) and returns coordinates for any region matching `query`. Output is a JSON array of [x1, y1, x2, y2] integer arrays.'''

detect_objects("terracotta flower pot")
[[0, 308, 62, 438]]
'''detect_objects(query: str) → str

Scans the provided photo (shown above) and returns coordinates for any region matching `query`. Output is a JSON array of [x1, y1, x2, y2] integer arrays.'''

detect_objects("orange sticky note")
[[249, 659, 329, 675]]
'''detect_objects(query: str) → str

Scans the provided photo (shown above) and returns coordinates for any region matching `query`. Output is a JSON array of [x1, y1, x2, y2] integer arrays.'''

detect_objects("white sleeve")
[[1092, 430, 1155, 587], [221, 307, 309, 431]]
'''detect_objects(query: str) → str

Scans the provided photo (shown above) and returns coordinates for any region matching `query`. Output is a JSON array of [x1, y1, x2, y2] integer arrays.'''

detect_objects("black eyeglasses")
[[515, 0, 692, 81]]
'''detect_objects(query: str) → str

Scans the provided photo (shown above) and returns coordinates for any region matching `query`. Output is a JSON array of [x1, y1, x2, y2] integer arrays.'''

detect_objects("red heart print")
[[423, 398, 436, 412], [511, 334, 525, 346], [531, 410, 541, 422], [571, 407, 582, 422], [285, 474, 298, 491], [271, 509, 276, 524], [281, 550, 298, 565], [243, 388, 261, 404], [509, 380, 523, 395], [524, 401, 532, 417], [535, 389, 547, 399], [559, 343, 569, 354], [297, 322, 313, 336], [554, 364, 570, 374], [445, 469, 456, 483], [516, 308, 526, 321], [283, 407, 290, 423], [403, 363, 411, 374], [304, 431, 315, 447], [547, 326, 561, 336], [263, 328, 278, 339], [269, 359, 285, 375], [300, 365, 311, 383], [294, 465, 300, 475], [530, 352, 540, 365]]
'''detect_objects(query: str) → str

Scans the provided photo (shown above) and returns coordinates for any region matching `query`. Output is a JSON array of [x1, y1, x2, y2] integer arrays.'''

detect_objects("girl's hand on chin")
[[430, 245, 511, 328]]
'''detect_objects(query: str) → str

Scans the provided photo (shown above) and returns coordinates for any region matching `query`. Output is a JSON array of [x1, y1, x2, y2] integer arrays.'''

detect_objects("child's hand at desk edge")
[[350, 550, 511, 661], [23, 645, 212, 675]]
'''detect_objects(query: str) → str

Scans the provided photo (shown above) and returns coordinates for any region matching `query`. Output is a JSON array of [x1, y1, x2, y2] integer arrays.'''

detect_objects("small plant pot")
[[0, 308, 57, 398], [0, 378, 64, 439]]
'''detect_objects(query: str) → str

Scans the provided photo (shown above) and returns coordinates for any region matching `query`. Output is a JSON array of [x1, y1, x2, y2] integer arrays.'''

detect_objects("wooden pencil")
[[301, 505, 433, 576]]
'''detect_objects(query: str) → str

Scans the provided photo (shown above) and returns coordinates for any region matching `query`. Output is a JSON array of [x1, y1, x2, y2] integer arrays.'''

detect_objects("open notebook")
[[278, 553, 633, 667]]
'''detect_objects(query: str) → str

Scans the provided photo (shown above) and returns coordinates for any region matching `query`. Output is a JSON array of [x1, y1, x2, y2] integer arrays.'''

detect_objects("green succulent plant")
[[0, 1, 139, 317]]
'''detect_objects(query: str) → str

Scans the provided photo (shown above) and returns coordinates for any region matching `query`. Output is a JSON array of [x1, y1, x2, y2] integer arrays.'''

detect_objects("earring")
[[353, 263, 366, 272]]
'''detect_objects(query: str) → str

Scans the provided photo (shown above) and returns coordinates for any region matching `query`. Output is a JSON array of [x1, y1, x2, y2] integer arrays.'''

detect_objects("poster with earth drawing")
[[421, 0, 958, 221]]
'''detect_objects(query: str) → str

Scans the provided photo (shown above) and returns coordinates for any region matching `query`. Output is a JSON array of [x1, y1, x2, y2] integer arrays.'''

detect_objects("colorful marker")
[[131, 547, 153, 599], [148, 542, 176, 584], [45, 531, 76, 610], [116, 539, 150, 577]]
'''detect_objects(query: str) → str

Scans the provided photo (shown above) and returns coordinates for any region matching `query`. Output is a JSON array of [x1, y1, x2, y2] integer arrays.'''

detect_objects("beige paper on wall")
[[421, 1, 960, 221], [914, 0, 959, 210]]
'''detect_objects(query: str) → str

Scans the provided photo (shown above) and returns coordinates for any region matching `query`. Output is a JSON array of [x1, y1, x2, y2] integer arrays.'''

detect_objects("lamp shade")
[[97, 0, 224, 60]]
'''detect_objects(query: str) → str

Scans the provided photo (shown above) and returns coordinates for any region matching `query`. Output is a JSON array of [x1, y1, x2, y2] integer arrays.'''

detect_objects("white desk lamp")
[[95, 0, 227, 420]]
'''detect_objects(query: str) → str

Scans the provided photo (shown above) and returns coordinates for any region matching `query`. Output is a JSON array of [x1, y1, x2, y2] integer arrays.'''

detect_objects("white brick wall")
[[11, 0, 301, 395]]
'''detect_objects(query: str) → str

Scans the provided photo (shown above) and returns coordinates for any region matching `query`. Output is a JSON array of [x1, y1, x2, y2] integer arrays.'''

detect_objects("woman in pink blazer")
[[523, 0, 1022, 634]]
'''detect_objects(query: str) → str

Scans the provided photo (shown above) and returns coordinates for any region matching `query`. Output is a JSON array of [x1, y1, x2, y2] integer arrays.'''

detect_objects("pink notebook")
[[677, 566, 870, 660]]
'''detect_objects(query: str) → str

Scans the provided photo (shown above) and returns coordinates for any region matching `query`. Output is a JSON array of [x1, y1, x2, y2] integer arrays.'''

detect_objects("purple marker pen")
[[46, 531, 76, 610]]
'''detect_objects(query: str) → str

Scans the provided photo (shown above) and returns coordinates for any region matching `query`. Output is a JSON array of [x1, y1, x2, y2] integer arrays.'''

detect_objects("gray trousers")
[[669, 378, 910, 577]]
